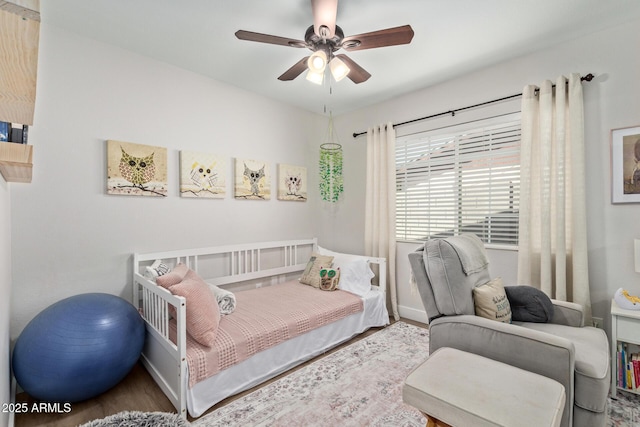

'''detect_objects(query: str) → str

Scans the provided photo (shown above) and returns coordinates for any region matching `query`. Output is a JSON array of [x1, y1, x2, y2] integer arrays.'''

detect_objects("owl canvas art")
[[107, 140, 167, 196], [180, 151, 226, 198], [234, 158, 270, 200], [278, 164, 307, 201], [119, 148, 155, 185]]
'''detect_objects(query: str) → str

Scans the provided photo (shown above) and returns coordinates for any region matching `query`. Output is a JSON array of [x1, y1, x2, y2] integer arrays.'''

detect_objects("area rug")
[[193, 321, 430, 426], [187, 320, 639, 426], [610, 390, 640, 426], [78, 410, 190, 426]]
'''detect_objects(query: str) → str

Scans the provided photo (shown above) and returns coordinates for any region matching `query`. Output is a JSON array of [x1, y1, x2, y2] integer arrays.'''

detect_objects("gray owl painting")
[[244, 163, 265, 196], [107, 140, 168, 197], [234, 158, 270, 200]]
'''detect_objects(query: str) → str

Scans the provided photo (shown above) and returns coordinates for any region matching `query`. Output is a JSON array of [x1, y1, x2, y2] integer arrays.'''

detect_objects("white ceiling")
[[41, 0, 640, 115]]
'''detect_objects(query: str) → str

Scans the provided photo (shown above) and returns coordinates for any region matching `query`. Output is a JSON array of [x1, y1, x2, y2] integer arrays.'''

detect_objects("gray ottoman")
[[403, 347, 565, 427]]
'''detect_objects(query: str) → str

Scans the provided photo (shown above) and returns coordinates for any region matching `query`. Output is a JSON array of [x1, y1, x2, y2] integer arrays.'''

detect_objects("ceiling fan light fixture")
[[306, 69, 324, 85], [235, 0, 414, 85], [307, 50, 327, 73], [329, 56, 350, 82]]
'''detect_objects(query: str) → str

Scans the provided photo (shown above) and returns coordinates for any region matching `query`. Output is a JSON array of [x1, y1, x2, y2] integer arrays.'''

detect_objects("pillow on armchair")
[[504, 285, 554, 323], [472, 277, 512, 323]]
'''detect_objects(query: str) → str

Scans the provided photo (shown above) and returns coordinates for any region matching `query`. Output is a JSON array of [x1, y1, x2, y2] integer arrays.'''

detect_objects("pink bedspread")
[[182, 280, 364, 387]]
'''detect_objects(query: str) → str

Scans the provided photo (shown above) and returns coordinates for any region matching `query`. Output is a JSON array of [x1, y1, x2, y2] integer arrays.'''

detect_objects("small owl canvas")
[[107, 140, 168, 197], [278, 164, 307, 201], [234, 158, 270, 200], [180, 150, 226, 198]]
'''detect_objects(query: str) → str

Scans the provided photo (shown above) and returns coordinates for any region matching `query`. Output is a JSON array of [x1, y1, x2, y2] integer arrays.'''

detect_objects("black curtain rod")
[[352, 73, 594, 138]]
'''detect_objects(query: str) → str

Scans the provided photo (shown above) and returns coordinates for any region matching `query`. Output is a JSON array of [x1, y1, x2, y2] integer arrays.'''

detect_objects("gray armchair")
[[408, 234, 610, 427]]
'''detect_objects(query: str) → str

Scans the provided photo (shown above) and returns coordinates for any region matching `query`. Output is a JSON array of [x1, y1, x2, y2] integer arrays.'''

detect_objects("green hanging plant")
[[319, 143, 343, 202], [319, 113, 343, 203]]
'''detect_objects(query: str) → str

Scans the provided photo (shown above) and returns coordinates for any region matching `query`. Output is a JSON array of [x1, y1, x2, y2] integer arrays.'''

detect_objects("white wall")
[[325, 18, 640, 327], [9, 9, 640, 353], [9, 24, 325, 338], [1, 179, 11, 427]]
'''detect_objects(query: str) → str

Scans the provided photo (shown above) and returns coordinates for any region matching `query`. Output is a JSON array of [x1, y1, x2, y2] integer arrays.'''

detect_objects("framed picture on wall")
[[234, 158, 270, 200], [107, 140, 168, 197], [277, 164, 307, 201], [179, 150, 226, 198], [611, 126, 640, 203]]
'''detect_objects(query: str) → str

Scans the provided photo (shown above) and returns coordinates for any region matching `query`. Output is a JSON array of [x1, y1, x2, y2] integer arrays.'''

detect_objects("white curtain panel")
[[517, 73, 591, 321], [365, 123, 398, 321]]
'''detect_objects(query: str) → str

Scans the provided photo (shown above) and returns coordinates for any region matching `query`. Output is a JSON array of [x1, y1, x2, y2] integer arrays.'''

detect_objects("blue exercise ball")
[[12, 293, 145, 403]]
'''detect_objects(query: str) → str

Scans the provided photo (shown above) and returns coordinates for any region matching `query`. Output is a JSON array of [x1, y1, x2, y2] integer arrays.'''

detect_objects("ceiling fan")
[[235, 0, 414, 84]]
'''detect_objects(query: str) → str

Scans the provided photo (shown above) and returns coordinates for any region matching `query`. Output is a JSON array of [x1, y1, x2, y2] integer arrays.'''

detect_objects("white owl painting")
[[180, 151, 226, 198], [278, 164, 307, 201]]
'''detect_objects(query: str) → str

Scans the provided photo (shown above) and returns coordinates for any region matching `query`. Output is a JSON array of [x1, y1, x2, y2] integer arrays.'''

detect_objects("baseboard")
[[398, 305, 429, 325]]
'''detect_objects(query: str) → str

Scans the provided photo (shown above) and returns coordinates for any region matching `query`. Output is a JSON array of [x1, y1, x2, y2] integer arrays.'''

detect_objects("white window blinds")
[[395, 115, 520, 245]]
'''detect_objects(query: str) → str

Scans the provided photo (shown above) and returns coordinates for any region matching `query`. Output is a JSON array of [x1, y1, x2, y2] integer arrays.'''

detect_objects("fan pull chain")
[[323, 77, 334, 114]]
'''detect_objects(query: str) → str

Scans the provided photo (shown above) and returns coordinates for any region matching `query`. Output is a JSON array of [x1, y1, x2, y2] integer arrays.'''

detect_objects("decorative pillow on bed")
[[168, 268, 220, 347], [156, 263, 189, 289], [472, 277, 512, 323], [319, 267, 341, 291], [144, 259, 170, 280], [299, 253, 334, 288], [316, 246, 375, 297]]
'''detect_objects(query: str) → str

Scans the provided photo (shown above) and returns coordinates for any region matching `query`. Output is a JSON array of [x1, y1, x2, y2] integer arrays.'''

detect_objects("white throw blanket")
[[209, 285, 236, 315]]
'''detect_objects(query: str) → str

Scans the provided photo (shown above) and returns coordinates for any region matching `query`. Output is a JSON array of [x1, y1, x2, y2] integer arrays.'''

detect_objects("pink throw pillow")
[[156, 263, 189, 289], [168, 269, 220, 347]]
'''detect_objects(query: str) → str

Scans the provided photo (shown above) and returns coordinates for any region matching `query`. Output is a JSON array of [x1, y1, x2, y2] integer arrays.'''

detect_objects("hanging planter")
[[319, 113, 344, 203], [319, 142, 343, 202]]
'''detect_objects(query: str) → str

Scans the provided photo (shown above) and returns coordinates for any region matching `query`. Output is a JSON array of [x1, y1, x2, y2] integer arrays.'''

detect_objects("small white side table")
[[611, 299, 640, 398]]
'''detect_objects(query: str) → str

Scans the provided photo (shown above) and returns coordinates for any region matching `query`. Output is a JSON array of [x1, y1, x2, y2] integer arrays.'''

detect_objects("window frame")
[[395, 113, 521, 249]]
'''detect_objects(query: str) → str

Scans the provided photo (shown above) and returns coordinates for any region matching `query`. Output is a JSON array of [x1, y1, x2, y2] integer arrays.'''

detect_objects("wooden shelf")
[[0, 2, 39, 183], [0, 1, 40, 125], [0, 143, 32, 182]]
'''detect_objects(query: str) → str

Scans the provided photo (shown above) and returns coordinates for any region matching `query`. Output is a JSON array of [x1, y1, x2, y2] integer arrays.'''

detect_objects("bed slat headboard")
[[134, 238, 318, 289]]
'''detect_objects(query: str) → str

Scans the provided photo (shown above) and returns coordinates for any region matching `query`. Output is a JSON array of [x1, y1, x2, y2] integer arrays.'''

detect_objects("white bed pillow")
[[144, 259, 170, 280], [317, 246, 374, 297]]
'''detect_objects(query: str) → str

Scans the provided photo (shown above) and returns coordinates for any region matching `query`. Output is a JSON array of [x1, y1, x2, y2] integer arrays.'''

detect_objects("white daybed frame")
[[132, 238, 388, 418]]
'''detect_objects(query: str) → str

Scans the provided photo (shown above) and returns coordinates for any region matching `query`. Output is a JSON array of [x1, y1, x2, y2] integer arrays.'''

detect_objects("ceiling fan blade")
[[335, 54, 371, 84], [311, 0, 337, 38], [235, 30, 307, 48], [278, 57, 310, 81], [342, 25, 414, 51]]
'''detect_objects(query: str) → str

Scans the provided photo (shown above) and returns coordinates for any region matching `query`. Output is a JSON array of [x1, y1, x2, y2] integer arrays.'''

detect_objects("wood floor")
[[14, 317, 427, 427]]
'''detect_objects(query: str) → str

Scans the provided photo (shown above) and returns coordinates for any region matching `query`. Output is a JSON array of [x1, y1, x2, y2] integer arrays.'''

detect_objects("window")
[[395, 114, 520, 246]]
